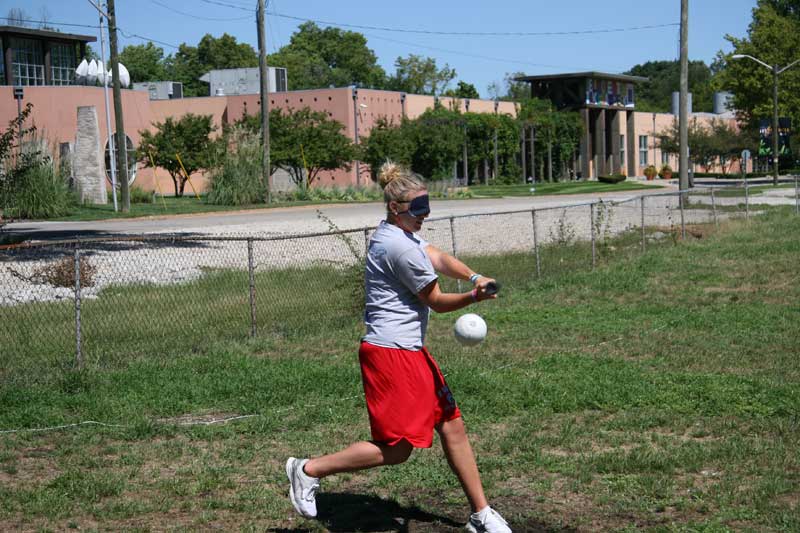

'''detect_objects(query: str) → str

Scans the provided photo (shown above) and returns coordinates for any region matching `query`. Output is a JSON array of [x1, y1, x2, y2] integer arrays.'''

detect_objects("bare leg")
[[437, 417, 488, 513], [303, 440, 413, 479]]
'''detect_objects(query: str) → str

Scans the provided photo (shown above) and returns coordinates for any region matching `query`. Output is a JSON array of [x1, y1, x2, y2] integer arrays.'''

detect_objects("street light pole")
[[772, 64, 779, 186], [732, 54, 800, 186]]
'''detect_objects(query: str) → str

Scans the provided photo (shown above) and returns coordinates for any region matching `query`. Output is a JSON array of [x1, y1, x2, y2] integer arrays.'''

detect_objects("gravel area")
[[1, 188, 790, 307]]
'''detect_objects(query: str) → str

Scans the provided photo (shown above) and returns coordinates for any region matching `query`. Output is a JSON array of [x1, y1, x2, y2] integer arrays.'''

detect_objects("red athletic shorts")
[[358, 341, 461, 448]]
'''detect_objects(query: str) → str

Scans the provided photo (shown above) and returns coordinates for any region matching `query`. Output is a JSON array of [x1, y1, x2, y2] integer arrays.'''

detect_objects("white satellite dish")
[[118, 63, 130, 88], [86, 59, 99, 84], [96, 60, 108, 86], [75, 59, 89, 84]]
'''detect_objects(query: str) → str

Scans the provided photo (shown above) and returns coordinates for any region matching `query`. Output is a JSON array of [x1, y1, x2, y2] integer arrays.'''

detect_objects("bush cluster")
[[0, 104, 74, 220], [206, 127, 267, 206], [597, 174, 627, 184]]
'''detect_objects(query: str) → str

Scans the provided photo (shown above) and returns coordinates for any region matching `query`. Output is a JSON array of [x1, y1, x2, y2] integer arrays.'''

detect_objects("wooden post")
[[107, 0, 130, 212], [257, 0, 271, 203]]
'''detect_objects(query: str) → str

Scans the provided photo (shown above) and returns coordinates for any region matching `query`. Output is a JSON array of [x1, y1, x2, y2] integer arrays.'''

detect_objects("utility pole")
[[97, 10, 118, 211], [257, 0, 271, 202], [678, 0, 689, 190], [107, 0, 129, 211]]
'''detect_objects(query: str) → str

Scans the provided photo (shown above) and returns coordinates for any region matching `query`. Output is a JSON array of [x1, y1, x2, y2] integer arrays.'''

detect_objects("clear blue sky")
[[8, 0, 757, 97]]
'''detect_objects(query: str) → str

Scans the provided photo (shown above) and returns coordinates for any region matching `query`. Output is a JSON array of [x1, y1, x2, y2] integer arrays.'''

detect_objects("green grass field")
[[46, 181, 662, 222], [469, 181, 661, 198], [1, 210, 798, 531]]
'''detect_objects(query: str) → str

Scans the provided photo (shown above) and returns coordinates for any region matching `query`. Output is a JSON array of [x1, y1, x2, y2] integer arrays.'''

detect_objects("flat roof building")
[[516, 71, 650, 179], [0, 26, 96, 86]]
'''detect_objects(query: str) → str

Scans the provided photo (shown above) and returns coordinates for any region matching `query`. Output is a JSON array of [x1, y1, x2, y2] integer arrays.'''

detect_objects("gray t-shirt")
[[362, 221, 438, 350]]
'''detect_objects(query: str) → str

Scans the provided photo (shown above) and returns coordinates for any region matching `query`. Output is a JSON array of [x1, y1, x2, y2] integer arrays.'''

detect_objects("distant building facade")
[[199, 67, 288, 96], [516, 71, 744, 178], [0, 26, 95, 86]]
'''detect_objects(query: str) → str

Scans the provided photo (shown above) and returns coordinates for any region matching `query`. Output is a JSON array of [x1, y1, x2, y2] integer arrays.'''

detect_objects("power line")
[[363, 31, 624, 74], [149, 0, 252, 21], [266, 11, 679, 37], [118, 29, 180, 50], [196, 0, 253, 13]]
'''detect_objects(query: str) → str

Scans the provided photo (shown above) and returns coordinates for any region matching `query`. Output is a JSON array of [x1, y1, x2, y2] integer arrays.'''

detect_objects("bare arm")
[[420, 245, 496, 313], [426, 244, 496, 292]]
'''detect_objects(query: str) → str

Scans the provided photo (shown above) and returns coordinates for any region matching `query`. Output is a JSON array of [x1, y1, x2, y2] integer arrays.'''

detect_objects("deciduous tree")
[[269, 107, 357, 187], [267, 22, 386, 90], [387, 54, 456, 95], [138, 114, 216, 197], [119, 43, 167, 83]]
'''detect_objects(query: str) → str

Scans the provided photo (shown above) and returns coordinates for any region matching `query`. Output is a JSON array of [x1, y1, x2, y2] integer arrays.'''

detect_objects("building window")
[[639, 135, 648, 166], [11, 37, 45, 86], [104, 134, 138, 186], [51, 43, 77, 85], [620, 135, 625, 166], [661, 150, 670, 165]]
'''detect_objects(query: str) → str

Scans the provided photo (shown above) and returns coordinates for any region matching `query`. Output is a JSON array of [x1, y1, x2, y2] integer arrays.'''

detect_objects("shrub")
[[1, 157, 73, 219], [206, 127, 266, 205], [31, 255, 96, 288], [598, 174, 627, 184], [643, 165, 658, 180], [659, 165, 673, 179], [109, 185, 152, 204], [277, 185, 382, 203]]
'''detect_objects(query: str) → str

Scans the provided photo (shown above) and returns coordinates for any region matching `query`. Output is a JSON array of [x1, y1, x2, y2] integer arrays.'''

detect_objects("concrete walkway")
[[7, 183, 678, 242]]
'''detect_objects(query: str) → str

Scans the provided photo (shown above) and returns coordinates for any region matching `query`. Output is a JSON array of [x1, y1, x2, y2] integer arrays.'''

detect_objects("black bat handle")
[[485, 281, 501, 295]]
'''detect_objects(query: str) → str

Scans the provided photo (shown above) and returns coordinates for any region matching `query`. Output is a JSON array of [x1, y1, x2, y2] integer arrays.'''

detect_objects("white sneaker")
[[285, 457, 319, 518], [465, 506, 512, 533]]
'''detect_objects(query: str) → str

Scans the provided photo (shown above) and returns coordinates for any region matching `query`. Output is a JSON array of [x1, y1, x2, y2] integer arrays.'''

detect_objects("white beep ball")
[[454, 313, 488, 346]]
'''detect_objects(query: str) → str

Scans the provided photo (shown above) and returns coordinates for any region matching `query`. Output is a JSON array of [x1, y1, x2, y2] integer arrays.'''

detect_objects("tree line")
[[137, 97, 583, 200]]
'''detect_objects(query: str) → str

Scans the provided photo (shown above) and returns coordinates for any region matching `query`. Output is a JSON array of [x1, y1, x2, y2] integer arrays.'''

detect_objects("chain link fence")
[[2, 182, 799, 371]]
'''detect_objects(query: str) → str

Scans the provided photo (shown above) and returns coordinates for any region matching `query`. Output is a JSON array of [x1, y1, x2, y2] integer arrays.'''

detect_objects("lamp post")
[[732, 54, 800, 186]]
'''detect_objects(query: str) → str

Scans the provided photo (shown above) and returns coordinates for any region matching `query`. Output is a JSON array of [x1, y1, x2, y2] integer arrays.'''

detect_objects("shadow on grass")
[[271, 492, 569, 532], [270, 492, 462, 532]]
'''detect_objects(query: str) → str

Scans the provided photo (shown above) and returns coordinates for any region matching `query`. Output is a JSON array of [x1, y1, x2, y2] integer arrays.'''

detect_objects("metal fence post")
[[247, 238, 257, 337], [531, 209, 541, 278], [590, 203, 596, 269], [795, 175, 799, 215], [745, 178, 750, 222], [364, 228, 370, 258], [450, 216, 462, 291], [679, 192, 686, 240], [640, 196, 646, 253], [711, 187, 718, 228], [74, 249, 82, 368]]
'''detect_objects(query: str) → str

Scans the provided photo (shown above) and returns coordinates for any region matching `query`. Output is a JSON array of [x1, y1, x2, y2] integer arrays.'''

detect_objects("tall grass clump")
[[0, 104, 74, 220], [206, 126, 266, 205], [2, 157, 73, 219]]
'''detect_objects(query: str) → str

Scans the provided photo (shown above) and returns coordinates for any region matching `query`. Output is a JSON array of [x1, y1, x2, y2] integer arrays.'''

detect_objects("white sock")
[[471, 505, 491, 520]]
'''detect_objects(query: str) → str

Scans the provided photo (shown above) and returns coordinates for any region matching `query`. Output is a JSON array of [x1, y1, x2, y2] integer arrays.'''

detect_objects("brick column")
[[609, 110, 621, 174], [626, 110, 637, 177], [580, 108, 591, 180], [594, 108, 606, 177]]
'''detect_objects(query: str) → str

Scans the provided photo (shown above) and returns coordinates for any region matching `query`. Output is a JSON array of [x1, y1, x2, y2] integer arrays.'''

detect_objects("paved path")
[[8, 185, 678, 242]]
